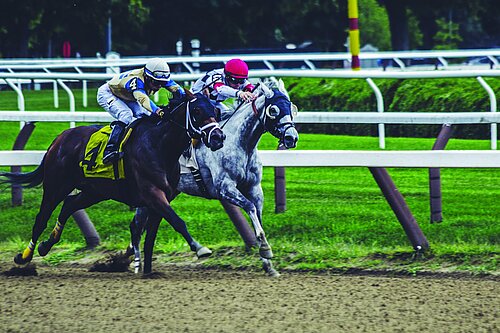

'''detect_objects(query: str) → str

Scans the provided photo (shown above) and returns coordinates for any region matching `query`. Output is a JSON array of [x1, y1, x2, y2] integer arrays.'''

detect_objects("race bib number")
[[128, 77, 138, 91]]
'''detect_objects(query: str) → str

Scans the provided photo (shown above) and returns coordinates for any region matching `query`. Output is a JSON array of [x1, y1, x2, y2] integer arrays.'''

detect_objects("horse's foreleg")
[[129, 207, 148, 273], [220, 186, 275, 265], [147, 188, 211, 258], [220, 190, 267, 245], [162, 205, 212, 258], [142, 212, 161, 275], [247, 209, 273, 259], [220, 200, 257, 249]]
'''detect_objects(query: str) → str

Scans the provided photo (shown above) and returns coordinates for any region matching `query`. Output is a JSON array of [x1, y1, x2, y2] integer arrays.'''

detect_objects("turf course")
[[0, 87, 498, 275]]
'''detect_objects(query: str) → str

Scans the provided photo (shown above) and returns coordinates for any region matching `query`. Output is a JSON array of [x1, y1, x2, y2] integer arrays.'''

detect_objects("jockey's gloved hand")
[[237, 90, 256, 103], [153, 108, 165, 119]]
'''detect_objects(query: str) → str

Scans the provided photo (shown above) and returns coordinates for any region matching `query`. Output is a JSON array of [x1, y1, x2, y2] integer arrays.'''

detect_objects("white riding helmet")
[[144, 58, 171, 82]]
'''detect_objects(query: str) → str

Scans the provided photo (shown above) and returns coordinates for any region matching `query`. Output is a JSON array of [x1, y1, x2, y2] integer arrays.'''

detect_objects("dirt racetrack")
[[1, 261, 498, 333]]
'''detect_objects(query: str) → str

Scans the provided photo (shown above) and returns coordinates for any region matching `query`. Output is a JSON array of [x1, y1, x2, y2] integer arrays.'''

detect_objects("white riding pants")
[[97, 83, 151, 125]]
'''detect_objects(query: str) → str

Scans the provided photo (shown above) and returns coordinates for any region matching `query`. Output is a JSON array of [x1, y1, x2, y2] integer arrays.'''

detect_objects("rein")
[[220, 83, 260, 130], [165, 97, 221, 143]]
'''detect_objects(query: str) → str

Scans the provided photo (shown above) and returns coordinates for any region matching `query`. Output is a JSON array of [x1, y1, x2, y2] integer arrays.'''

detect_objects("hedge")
[[282, 77, 500, 139]]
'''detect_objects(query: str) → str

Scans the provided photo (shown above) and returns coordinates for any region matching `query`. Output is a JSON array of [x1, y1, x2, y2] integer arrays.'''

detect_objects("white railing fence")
[[1, 150, 499, 168], [1, 67, 499, 149]]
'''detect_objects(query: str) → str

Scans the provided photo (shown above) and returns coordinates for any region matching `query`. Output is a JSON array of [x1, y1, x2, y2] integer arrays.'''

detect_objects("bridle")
[[165, 97, 221, 143], [251, 92, 296, 140]]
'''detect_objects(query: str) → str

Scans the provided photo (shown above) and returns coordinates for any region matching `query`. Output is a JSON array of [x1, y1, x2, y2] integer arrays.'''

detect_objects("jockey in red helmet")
[[191, 58, 256, 119]]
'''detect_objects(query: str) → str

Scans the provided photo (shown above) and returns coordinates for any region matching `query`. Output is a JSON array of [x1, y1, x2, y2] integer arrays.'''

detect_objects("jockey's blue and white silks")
[[97, 68, 185, 124]]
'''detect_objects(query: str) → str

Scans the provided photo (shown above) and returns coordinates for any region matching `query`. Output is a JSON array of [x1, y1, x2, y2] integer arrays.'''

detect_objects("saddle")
[[79, 125, 133, 180]]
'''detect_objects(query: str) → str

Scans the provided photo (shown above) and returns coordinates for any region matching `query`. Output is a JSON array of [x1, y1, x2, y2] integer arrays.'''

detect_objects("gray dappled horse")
[[130, 80, 299, 276]]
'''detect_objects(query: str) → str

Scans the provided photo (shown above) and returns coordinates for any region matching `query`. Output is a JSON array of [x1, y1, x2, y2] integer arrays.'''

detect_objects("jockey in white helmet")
[[97, 57, 186, 164], [191, 58, 256, 119]]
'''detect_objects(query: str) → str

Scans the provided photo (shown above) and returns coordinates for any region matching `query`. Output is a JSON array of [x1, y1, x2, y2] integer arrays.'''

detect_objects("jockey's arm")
[[125, 77, 159, 114], [213, 82, 240, 99], [164, 80, 186, 100], [132, 90, 159, 114]]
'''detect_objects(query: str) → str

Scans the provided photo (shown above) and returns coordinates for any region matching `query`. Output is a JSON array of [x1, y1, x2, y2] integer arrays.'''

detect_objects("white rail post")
[[53, 80, 59, 108], [43, 68, 59, 109], [476, 76, 497, 150], [56, 79, 76, 128], [366, 78, 385, 149], [75, 67, 88, 108], [3, 79, 25, 129]]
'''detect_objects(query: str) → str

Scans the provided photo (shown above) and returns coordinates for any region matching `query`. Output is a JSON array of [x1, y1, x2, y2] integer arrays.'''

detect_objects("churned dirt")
[[0, 259, 498, 333]]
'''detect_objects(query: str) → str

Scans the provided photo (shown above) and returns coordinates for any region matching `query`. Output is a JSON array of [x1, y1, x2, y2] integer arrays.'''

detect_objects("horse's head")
[[257, 80, 299, 149], [183, 90, 225, 151]]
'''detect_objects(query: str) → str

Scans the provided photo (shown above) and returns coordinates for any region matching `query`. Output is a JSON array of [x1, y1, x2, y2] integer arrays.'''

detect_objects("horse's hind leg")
[[14, 196, 61, 264], [14, 185, 74, 265], [38, 191, 101, 256]]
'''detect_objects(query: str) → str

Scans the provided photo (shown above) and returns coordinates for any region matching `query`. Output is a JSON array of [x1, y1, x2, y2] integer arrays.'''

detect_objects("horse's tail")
[[0, 155, 46, 188]]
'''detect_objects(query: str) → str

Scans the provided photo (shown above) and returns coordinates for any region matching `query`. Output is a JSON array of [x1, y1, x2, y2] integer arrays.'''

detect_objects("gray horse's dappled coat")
[[176, 81, 299, 275]]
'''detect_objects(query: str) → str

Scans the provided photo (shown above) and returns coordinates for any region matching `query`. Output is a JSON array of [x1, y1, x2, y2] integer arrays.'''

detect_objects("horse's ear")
[[260, 81, 274, 98], [277, 79, 290, 100]]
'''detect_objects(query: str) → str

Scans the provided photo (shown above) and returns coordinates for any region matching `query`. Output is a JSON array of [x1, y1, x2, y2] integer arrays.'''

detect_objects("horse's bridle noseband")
[[166, 97, 221, 142]]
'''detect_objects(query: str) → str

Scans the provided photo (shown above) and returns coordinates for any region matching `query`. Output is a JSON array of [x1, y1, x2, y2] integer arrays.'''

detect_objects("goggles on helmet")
[[144, 68, 170, 81], [226, 75, 245, 86]]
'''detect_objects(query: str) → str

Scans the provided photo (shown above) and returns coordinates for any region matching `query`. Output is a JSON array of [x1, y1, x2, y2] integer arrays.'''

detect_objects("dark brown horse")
[[0, 90, 225, 275]]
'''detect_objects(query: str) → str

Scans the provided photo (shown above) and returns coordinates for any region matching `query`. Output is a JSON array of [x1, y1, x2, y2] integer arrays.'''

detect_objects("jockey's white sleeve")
[[214, 84, 239, 98]]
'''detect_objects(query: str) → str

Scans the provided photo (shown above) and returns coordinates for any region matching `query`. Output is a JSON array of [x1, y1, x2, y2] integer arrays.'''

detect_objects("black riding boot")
[[102, 120, 126, 165]]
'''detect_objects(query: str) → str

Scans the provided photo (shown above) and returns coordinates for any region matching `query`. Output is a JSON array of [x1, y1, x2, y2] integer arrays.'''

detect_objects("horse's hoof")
[[259, 247, 273, 259], [14, 253, 32, 265], [196, 246, 212, 258], [262, 258, 280, 277], [141, 271, 165, 279], [37, 241, 51, 257], [267, 269, 281, 278]]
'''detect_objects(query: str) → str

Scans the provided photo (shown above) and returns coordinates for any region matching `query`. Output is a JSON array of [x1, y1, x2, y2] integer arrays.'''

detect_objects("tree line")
[[0, 0, 498, 58]]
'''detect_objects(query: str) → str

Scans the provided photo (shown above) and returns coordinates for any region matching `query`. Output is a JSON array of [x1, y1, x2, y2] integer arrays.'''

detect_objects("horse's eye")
[[192, 107, 201, 117], [266, 105, 280, 119]]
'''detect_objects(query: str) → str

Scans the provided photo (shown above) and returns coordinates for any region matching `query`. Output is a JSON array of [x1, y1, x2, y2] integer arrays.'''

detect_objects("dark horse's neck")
[[127, 114, 191, 178]]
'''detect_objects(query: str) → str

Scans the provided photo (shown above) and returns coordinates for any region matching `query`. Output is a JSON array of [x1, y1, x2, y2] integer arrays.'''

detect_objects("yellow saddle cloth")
[[79, 125, 132, 180]]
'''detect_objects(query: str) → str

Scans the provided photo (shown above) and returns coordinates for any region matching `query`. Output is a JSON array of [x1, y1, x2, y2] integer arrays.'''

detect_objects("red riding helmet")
[[224, 59, 249, 87]]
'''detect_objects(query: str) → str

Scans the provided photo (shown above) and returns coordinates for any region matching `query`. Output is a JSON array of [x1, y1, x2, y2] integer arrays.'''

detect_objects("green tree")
[[433, 17, 462, 50], [0, 0, 45, 57], [359, 0, 391, 51]]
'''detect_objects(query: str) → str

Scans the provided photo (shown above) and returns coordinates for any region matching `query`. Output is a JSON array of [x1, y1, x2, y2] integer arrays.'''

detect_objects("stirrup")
[[102, 150, 122, 164]]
